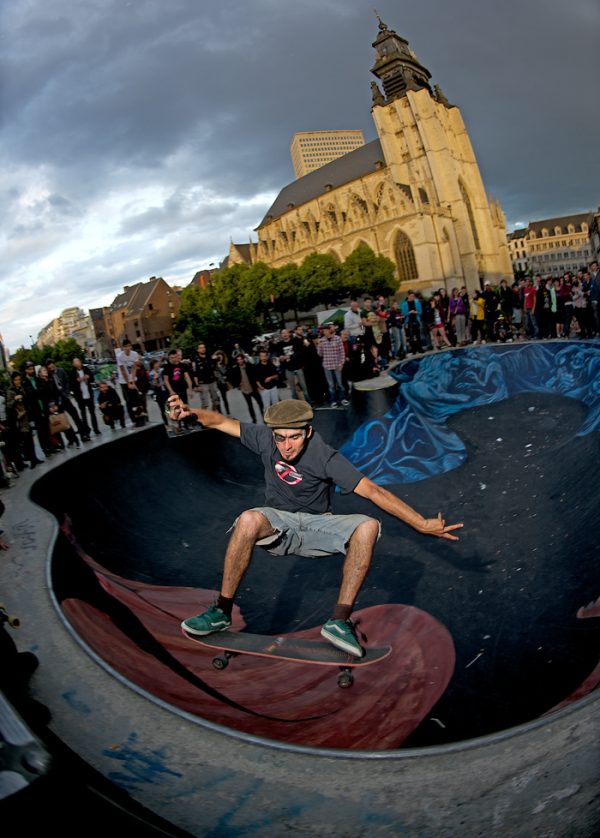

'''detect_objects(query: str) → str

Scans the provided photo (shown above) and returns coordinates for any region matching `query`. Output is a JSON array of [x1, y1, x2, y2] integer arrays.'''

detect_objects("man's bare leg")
[[321, 519, 379, 656], [182, 510, 276, 633], [220, 510, 277, 598], [335, 519, 380, 616]]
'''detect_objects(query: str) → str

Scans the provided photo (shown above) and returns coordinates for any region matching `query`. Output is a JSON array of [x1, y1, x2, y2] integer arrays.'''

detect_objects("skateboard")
[[182, 628, 392, 688]]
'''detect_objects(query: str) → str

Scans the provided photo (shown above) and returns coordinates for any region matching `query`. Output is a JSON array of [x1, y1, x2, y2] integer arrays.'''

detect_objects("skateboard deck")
[[182, 628, 391, 667]]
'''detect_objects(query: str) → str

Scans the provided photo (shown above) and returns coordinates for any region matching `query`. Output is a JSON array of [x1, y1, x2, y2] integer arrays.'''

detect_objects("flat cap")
[[264, 399, 313, 429]]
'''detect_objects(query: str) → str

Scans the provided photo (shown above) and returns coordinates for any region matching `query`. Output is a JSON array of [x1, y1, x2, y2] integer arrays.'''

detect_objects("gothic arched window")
[[394, 230, 418, 285], [459, 180, 481, 251]]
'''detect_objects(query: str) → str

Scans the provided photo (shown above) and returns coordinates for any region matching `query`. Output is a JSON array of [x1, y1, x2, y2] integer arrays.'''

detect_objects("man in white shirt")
[[343, 300, 364, 342], [115, 339, 140, 424]]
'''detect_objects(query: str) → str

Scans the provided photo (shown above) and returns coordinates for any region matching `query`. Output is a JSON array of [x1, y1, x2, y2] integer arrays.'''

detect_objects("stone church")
[[227, 17, 512, 294]]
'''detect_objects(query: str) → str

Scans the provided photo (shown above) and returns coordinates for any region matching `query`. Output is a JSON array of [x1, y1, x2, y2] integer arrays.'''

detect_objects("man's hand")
[[415, 513, 463, 541], [354, 478, 463, 541], [167, 394, 193, 421]]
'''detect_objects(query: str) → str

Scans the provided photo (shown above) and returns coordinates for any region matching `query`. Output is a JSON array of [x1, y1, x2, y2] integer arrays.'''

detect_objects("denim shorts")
[[235, 506, 380, 558]]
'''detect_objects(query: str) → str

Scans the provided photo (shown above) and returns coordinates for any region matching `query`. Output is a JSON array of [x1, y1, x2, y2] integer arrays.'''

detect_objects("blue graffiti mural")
[[102, 731, 182, 792], [62, 690, 92, 716], [340, 342, 600, 486]]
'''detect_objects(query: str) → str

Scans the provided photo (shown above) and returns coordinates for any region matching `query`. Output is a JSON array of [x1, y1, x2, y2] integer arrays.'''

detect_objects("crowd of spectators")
[[1, 263, 598, 488]]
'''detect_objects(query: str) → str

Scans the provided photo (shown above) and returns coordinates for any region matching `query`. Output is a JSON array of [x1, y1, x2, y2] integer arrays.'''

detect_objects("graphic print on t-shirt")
[[275, 460, 303, 486]]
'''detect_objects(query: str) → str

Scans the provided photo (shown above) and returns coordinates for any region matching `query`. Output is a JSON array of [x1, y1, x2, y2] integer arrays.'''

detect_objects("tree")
[[10, 338, 84, 372], [174, 267, 261, 352], [239, 262, 274, 315], [341, 245, 397, 299], [10, 345, 45, 371], [0, 368, 10, 394], [297, 253, 344, 311], [270, 263, 302, 323], [52, 338, 87, 368]]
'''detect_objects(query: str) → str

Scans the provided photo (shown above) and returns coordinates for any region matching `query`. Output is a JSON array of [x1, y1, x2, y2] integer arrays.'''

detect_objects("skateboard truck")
[[337, 668, 354, 689], [212, 650, 239, 671], [212, 651, 357, 688]]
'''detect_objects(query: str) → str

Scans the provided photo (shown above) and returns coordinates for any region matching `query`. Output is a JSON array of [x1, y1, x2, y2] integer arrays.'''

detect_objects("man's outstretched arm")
[[166, 394, 241, 438], [354, 477, 463, 541]]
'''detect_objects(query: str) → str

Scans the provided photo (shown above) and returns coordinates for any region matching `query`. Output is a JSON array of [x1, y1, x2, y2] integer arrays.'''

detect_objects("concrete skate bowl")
[[31, 340, 599, 748]]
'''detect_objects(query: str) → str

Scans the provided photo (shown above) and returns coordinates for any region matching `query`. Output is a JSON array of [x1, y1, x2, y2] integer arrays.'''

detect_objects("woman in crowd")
[[448, 287, 468, 346], [571, 279, 591, 338], [38, 365, 79, 450], [437, 287, 450, 328], [428, 296, 452, 349]]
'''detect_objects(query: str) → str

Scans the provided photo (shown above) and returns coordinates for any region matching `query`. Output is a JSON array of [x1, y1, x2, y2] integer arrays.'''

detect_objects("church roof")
[[257, 139, 386, 228], [231, 243, 253, 264]]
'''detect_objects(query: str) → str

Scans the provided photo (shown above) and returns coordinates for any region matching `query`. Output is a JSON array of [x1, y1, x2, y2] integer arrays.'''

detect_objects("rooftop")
[[257, 139, 386, 228]]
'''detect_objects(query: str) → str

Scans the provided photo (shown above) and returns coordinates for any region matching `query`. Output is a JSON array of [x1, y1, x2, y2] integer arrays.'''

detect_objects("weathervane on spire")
[[374, 9, 388, 31]]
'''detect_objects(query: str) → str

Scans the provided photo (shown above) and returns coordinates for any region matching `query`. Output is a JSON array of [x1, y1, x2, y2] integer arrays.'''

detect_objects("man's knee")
[[351, 518, 381, 544], [235, 509, 272, 537]]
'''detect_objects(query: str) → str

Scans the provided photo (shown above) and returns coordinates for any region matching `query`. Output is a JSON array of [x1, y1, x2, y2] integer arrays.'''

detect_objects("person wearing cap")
[[167, 395, 462, 657]]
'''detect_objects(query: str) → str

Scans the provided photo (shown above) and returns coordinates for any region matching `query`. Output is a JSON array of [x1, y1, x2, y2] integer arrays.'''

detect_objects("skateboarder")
[[167, 396, 462, 657]]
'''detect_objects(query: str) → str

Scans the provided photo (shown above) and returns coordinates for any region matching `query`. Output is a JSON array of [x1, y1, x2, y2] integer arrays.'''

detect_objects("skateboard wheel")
[[212, 655, 229, 671], [337, 672, 354, 689], [0, 606, 20, 629]]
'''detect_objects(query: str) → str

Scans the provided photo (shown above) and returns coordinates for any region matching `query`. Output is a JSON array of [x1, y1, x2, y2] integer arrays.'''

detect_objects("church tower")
[[370, 15, 432, 100], [230, 16, 511, 292], [369, 15, 511, 289]]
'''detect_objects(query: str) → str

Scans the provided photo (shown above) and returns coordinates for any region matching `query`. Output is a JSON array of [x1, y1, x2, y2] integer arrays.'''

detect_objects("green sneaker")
[[321, 618, 364, 658], [181, 604, 232, 636]]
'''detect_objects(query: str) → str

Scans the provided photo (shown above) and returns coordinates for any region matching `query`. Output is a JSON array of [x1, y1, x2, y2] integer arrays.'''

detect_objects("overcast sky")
[[1, 0, 598, 352]]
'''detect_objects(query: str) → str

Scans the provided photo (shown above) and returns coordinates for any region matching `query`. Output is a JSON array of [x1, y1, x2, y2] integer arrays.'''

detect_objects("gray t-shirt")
[[240, 424, 363, 514]]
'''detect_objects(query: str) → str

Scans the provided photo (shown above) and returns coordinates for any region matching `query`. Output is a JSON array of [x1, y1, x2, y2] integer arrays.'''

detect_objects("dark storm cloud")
[[1, 0, 598, 349], [3, 0, 369, 194], [4, 0, 597, 213]]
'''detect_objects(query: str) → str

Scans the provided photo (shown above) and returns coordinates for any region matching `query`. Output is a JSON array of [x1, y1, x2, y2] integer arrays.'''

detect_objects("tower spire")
[[370, 18, 432, 103], [373, 8, 386, 30]]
